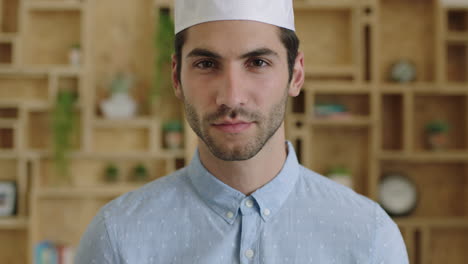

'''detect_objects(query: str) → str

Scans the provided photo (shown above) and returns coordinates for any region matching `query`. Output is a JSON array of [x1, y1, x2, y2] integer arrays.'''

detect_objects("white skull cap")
[[174, 0, 295, 34]]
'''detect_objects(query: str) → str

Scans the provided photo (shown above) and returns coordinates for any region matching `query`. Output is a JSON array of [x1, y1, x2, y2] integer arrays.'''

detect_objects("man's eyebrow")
[[186, 48, 222, 59], [239, 48, 279, 59]]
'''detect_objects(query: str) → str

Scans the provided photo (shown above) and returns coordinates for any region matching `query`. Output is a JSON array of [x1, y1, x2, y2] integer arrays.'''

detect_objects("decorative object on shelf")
[[314, 103, 351, 119], [52, 90, 78, 181], [35, 240, 74, 264], [389, 60, 416, 83], [132, 163, 149, 182], [325, 166, 352, 189], [104, 163, 119, 183], [100, 72, 137, 119], [163, 120, 184, 149], [68, 43, 81, 66], [151, 8, 175, 113], [0, 181, 16, 216], [425, 119, 450, 150], [379, 172, 418, 217]]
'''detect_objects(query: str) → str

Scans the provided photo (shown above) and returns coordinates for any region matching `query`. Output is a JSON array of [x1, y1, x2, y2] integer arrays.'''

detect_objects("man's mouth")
[[212, 121, 253, 133]]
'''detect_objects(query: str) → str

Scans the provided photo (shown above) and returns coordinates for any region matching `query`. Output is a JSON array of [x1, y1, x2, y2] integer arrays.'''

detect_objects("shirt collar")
[[188, 141, 300, 224]]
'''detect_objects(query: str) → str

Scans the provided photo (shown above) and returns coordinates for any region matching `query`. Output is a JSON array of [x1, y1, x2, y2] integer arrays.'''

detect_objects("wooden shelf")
[[294, 0, 359, 10], [0, 218, 29, 230], [33, 149, 185, 160], [378, 151, 468, 162], [305, 65, 357, 77], [447, 32, 468, 43], [25, 1, 84, 11], [0, 33, 17, 43], [92, 117, 155, 128], [395, 217, 468, 228], [309, 116, 372, 127], [35, 185, 143, 199]]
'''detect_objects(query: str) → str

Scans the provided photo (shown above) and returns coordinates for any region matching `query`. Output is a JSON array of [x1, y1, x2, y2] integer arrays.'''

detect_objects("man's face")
[[173, 20, 303, 161]]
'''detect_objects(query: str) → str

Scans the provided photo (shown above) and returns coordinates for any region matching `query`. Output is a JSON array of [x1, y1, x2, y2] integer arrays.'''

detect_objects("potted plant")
[[52, 89, 78, 183], [425, 120, 450, 150], [163, 120, 183, 149], [132, 163, 149, 182], [151, 8, 175, 113], [100, 72, 137, 119], [326, 166, 352, 188], [104, 163, 119, 183]]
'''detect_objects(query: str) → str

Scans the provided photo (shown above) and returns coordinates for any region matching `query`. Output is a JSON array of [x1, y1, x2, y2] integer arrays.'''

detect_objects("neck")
[[198, 125, 288, 195]]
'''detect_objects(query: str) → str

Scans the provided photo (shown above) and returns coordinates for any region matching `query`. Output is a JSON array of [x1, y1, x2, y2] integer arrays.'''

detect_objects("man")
[[75, 0, 408, 263]]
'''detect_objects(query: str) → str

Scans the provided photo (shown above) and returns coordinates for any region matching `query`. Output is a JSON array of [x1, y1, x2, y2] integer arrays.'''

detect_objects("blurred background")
[[0, 0, 467, 263]]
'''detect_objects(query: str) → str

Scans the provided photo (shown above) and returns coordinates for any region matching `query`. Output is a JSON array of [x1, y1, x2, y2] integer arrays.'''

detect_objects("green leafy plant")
[[151, 8, 175, 108], [133, 163, 149, 182], [104, 163, 119, 182], [163, 120, 183, 132], [326, 166, 351, 176], [426, 120, 450, 134], [52, 90, 78, 180]]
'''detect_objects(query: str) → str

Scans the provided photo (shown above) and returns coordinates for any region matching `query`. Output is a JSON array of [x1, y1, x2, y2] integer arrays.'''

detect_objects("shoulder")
[[296, 165, 383, 222], [99, 167, 193, 222]]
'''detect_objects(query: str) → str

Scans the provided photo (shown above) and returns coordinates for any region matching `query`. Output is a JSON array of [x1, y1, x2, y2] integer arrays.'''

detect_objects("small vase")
[[427, 132, 448, 151], [165, 131, 183, 149], [69, 47, 81, 66]]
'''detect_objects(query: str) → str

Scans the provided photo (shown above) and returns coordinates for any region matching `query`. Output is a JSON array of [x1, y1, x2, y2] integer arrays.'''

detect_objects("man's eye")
[[250, 59, 268, 67], [195, 60, 215, 69]]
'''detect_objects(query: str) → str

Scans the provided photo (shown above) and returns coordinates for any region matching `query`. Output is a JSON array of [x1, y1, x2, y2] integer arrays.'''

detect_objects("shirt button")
[[263, 208, 271, 216], [226, 211, 234, 219], [245, 249, 255, 259], [245, 200, 254, 208]]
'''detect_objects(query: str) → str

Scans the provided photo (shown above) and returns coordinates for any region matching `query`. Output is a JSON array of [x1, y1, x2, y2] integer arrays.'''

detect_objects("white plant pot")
[[100, 93, 137, 119]]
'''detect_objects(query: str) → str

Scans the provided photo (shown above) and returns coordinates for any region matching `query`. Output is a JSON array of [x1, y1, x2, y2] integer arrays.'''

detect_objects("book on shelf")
[[34, 240, 75, 264]]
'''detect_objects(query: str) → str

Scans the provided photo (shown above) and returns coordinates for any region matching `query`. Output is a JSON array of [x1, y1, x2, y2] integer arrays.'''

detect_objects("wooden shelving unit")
[[287, 0, 468, 263], [0, 0, 467, 263]]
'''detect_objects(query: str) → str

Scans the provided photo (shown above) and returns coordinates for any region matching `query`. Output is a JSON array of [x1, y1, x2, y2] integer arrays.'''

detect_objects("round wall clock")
[[378, 173, 418, 217]]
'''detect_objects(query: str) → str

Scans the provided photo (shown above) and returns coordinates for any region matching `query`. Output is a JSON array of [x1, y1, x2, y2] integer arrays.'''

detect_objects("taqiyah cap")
[[174, 0, 295, 34]]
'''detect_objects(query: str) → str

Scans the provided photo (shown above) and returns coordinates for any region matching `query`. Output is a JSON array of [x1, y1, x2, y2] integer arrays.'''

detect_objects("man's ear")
[[288, 51, 305, 97], [172, 54, 183, 100]]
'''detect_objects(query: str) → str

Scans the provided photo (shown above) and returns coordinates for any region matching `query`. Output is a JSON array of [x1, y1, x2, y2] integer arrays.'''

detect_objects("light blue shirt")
[[75, 142, 408, 263]]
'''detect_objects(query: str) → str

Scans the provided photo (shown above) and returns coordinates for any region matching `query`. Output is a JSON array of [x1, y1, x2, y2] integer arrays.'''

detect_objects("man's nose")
[[215, 65, 248, 109]]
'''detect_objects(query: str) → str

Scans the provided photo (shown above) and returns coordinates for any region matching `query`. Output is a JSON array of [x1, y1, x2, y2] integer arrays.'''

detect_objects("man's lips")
[[212, 122, 253, 133]]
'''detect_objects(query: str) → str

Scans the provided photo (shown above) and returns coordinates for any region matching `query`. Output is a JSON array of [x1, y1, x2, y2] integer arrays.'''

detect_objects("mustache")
[[204, 105, 261, 123]]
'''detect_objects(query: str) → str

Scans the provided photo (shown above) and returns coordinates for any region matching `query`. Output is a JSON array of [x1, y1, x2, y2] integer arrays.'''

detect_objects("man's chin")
[[206, 141, 261, 161]]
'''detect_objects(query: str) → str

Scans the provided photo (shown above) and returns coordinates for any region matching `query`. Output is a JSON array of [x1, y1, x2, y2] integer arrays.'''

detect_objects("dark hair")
[[174, 27, 299, 83]]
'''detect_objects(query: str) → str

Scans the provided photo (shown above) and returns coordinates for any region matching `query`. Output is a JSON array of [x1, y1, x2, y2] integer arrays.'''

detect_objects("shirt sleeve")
[[74, 209, 120, 264], [369, 204, 409, 264]]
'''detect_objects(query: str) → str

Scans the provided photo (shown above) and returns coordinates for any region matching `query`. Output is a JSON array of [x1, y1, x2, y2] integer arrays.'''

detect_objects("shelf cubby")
[[381, 94, 404, 151], [380, 161, 468, 218], [0, 230, 27, 264], [23, 9, 81, 66], [446, 44, 467, 83], [33, 197, 112, 248], [313, 93, 370, 120], [0, 127, 14, 149], [429, 227, 468, 264], [27, 110, 81, 151], [380, 0, 436, 83], [295, 8, 355, 81], [413, 94, 467, 152], [447, 9, 468, 33], [0, 158, 17, 181], [1, 0, 19, 33], [0, 73, 49, 103], [38, 157, 167, 188], [310, 127, 370, 195], [0, 42, 12, 64], [92, 126, 151, 153]]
